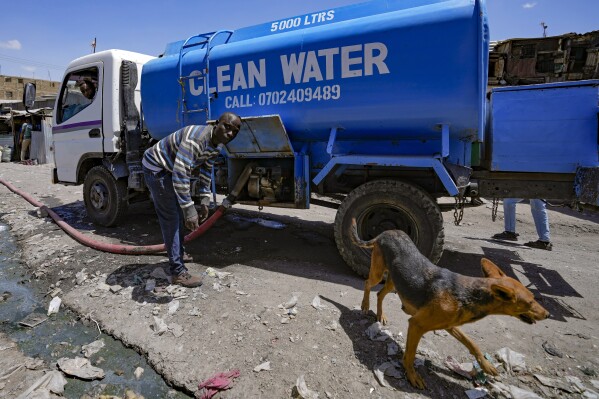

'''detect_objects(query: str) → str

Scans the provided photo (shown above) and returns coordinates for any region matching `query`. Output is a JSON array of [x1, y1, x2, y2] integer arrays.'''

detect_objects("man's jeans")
[[503, 198, 550, 242], [143, 166, 187, 276]]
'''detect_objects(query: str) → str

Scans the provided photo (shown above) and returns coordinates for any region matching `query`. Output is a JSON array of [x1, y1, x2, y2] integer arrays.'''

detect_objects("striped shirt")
[[142, 125, 221, 219]]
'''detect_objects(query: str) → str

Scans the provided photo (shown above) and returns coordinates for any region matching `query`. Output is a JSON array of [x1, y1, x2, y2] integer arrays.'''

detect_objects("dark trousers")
[[143, 166, 187, 276]]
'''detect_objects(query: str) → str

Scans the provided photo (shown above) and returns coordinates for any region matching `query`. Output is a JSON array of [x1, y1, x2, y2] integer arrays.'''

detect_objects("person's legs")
[[21, 139, 31, 161], [503, 198, 521, 233], [529, 199, 550, 242], [143, 167, 186, 276]]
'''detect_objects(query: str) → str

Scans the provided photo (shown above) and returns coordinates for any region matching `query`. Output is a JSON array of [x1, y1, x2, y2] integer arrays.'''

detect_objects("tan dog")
[[353, 220, 550, 389]]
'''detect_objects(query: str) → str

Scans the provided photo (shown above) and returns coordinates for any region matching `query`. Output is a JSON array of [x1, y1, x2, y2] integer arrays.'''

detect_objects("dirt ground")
[[1, 162, 599, 399]]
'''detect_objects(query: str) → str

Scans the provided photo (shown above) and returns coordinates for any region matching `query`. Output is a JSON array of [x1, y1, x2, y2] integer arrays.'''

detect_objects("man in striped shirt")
[[142, 112, 242, 287]]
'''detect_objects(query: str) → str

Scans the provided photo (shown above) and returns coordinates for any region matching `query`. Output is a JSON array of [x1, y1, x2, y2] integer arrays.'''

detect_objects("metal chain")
[[491, 198, 499, 222], [453, 195, 465, 226]]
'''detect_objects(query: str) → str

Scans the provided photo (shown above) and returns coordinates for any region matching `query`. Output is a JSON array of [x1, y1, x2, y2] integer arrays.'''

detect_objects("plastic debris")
[[445, 356, 473, 379], [205, 267, 232, 279], [81, 339, 105, 358], [47, 296, 62, 316], [57, 357, 105, 380], [18, 313, 48, 328], [495, 347, 526, 373], [542, 341, 563, 358], [145, 279, 156, 292], [295, 374, 319, 399], [365, 322, 393, 341], [198, 369, 240, 399], [14, 370, 67, 399], [472, 360, 487, 385], [280, 294, 298, 310], [253, 361, 271, 372], [465, 388, 488, 399], [387, 341, 399, 356], [311, 296, 326, 310], [152, 316, 168, 335], [150, 267, 172, 283], [374, 362, 395, 388], [134, 367, 144, 380], [168, 300, 180, 315], [489, 382, 542, 399], [565, 375, 586, 393]]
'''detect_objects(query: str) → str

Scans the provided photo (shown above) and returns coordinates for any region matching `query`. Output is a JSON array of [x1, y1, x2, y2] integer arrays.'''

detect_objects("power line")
[[0, 53, 65, 71]]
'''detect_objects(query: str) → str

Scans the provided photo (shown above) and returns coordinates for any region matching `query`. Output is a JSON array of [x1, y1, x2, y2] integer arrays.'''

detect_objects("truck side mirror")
[[23, 82, 36, 110]]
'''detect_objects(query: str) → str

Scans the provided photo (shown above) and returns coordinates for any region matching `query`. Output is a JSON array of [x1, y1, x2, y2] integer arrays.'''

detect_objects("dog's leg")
[[376, 277, 394, 325], [446, 327, 498, 376], [361, 244, 385, 316], [404, 318, 427, 389]]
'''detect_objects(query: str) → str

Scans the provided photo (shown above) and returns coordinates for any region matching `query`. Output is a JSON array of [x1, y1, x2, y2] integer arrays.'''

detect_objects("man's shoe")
[[492, 231, 519, 241], [182, 253, 193, 263], [524, 240, 553, 251], [172, 272, 203, 288]]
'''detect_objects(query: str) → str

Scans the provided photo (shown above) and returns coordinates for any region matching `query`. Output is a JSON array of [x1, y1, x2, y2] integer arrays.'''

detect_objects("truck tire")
[[334, 180, 444, 277], [83, 165, 128, 227]]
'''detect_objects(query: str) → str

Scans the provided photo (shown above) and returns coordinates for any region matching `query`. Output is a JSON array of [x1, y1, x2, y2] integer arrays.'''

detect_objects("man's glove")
[[185, 215, 200, 231], [198, 204, 209, 222]]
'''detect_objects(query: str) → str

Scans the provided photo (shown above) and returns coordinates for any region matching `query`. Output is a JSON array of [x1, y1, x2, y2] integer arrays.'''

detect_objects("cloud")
[[22, 66, 36, 72], [0, 39, 22, 50], [523, 2, 537, 8]]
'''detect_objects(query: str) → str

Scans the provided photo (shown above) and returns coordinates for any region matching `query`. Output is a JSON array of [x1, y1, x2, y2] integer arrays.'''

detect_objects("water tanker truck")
[[28, 0, 599, 276]]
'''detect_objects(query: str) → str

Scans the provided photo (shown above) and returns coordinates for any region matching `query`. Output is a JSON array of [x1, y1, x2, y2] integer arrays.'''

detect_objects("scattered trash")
[[365, 322, 393, 341], [134, 367, 144, 380], [81, 339, 105, 358], [14, 370, 67, 399], [489, 381, 542, 399], [542, 341, 563, 358], [168, 300, 180, 315], [57, 357, 105, 380], [534, 374, 575, 393], [445, 356, 473, 380], [472, 360, 487, 385], [47, 296, 62, 316], [295, 374, 319, 399], [197, 369, 240, 399], [34, 207, 48, 218], [590, 380, 599, 390], [565, 375, 586, 393], [253, 361, 271, 372], [495, 347, 526, 373], [280, 294, 299, 310], [205, 267, 233, 279], [213, 282, 225, 292], [150, 267, 172, 283], [373, 362, 395, 388], [152, 316, 168, 335], [387, 341, 399, 356], [145, 279, 156, 292], [465, 388, 488, 399], [311, 296, 326, 310], [18, 313, 48, 328]]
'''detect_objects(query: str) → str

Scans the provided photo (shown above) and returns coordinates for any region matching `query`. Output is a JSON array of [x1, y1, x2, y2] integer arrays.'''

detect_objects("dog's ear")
[[481, 258, 506, 278], [491, 284, 516, 302]]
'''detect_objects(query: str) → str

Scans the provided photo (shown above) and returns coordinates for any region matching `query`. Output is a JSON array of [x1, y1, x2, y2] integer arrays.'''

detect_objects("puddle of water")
[[0, 221, 191, 398]]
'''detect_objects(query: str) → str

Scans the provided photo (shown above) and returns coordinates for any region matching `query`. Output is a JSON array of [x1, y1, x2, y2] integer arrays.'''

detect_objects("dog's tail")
[[350, 218, 376, 249]]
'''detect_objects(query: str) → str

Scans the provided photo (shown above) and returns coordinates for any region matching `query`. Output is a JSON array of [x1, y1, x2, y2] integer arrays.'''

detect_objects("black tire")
[[83, 165, 128, 227], [334, 180, 444, 277]]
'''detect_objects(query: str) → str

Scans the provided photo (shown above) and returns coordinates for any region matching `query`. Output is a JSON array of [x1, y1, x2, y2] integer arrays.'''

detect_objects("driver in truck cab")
[[142, 112, 242, 288], [62, 79, 96, 121]]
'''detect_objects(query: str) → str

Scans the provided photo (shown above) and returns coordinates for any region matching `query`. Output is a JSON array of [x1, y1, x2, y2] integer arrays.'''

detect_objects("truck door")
[[52, 63, 103, 183]]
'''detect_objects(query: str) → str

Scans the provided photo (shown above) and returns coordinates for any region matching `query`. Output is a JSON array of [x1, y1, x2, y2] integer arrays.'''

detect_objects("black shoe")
[[524, 240, 553, 251], [172, 272, 203, 288], [492, 231, 519, 241]]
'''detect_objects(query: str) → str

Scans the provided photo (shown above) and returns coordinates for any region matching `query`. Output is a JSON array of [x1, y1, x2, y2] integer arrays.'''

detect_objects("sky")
[[0, 0, 597, 79]]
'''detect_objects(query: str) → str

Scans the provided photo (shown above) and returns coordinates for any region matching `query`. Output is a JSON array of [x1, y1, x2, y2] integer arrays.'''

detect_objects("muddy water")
[[0, 222, 191, 398]]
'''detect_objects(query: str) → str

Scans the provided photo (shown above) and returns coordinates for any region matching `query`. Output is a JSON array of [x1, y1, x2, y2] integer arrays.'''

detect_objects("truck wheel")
[[83, 165, 128, 227], [334, 180, 444, 277]]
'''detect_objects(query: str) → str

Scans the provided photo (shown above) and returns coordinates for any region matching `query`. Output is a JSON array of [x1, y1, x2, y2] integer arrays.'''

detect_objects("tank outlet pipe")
[[0, 166, 254, 255]]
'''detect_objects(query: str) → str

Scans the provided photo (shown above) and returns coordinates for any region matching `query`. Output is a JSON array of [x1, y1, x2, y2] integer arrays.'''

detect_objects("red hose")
[[0, 177, 225, 255]]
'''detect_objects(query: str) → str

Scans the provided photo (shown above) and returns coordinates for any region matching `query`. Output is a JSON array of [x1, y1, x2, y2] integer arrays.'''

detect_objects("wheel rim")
[[89, 181, 109, 212], [357, 204, 419, 243]]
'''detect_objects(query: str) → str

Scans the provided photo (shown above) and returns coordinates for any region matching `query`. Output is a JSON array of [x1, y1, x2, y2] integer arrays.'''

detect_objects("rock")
[[134, 367, 144, 380], [81, 339, 105, 358]]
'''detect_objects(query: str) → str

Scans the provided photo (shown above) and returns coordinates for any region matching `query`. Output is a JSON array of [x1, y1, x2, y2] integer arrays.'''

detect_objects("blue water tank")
[[141, 0, 489, 142]]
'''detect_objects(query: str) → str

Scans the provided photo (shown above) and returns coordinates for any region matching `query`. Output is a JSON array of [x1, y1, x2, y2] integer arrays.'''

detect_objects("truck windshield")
[[58, 68, 99, 124]]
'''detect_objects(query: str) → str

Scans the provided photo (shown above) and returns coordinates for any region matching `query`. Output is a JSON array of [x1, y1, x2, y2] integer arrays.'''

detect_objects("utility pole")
[[91, 37, 97, 53], [540, 22, 548, 38]]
